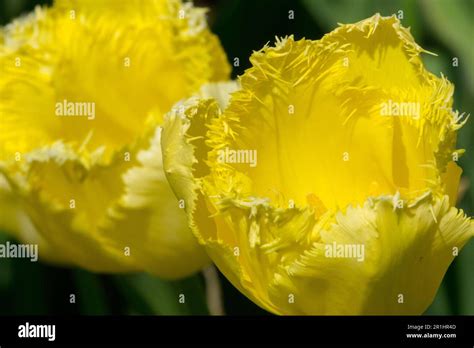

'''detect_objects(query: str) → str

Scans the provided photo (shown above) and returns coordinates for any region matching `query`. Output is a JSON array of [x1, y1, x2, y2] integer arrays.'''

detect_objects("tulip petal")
[[275, 195, 473, 315], [102, 127, 209, 278], [1, 142, 138, 271]]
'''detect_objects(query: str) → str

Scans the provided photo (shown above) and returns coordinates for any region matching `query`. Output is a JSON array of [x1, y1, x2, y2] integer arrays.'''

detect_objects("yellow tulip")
[[0, 0, 230, 277], [162, 14, 473, 313]]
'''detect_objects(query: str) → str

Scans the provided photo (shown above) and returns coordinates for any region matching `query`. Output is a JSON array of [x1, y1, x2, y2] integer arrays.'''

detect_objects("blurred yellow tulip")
[[0, 0, 230, 278]]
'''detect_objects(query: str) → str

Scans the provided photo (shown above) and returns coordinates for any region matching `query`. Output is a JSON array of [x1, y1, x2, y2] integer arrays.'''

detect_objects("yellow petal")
[[1, 0, 230, 162], [279, 195, 473, 315], [1, 142, 139, 271], [101, 128, 209, 278], [0, 173, 65, 263]]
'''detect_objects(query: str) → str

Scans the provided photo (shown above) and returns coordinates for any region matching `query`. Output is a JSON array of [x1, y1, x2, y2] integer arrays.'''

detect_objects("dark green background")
[[0, 0, 472, 315]]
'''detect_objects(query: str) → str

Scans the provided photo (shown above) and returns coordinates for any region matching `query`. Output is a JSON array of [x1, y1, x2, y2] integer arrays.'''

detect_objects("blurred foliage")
[[0, 0, 473, 315]]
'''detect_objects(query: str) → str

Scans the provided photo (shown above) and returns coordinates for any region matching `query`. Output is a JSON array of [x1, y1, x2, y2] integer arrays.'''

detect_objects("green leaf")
[[301, 0, 407, 27], [11, 257, 49, 314], [456, 240, 474, 314], [420, 0, 474, 93], [73, 269, 110, 315], [425, 280, 452, 315], [0, 232, 13, 293], [114, 273, 208, 315]]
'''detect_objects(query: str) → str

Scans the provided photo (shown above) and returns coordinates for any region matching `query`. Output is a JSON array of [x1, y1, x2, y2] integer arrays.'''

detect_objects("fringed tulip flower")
[[162, 15, 473, 313], [0, 0, 230, 277]]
